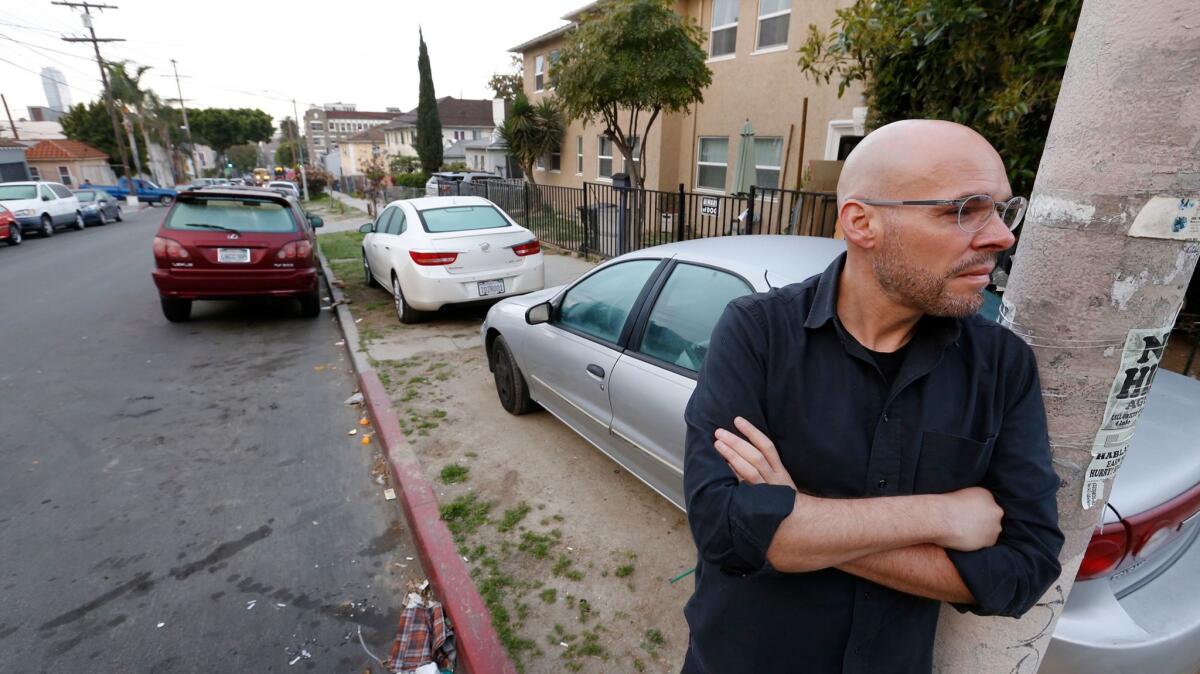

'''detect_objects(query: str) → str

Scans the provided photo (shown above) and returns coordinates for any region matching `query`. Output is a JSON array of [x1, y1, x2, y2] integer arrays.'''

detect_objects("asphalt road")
[[0, 207, 420, 672]]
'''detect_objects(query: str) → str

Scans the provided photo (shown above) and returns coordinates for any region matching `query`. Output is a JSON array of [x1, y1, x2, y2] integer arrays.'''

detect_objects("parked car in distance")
[[0, 204, 21, 245], [150, 187, 325, 322], [95, 177, 177, 205], [0, 181, 83, 237], [359, 195, 544, 323], [229, 178, 246, 186], [73, 189, 122, 225], [424, 171, 501, 197], [480, 235, 1200, 674], [267, 181, 300, 199]]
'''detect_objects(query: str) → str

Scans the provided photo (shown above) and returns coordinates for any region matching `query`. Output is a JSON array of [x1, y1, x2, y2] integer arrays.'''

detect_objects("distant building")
[[25, 139, 115, 186], [339, 126, 388, 183], [27, 106, 64, 123], [380, 97, 499, 159], [0, 138, 31, 182], [303, 104, 400, 174], [41, 67, 71, 115]]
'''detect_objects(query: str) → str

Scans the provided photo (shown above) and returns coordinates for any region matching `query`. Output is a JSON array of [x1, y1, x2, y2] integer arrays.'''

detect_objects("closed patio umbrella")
[[731, 119, 756, 196]]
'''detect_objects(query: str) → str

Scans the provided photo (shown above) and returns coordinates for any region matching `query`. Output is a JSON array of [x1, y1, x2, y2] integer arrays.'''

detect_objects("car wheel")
[[74, 212, 86, 230], [160, 195, 175, 206], [40, 215, 54, 237], [298, 291, 321, 318], [363, 251, 378, 287], [160, 297, 192, 322], [115, 206, 123, 222], [6, 225, 21, 246], [98, 210, 109, 225], [392, 275, 425, 324], [492, 335, 537, 415]]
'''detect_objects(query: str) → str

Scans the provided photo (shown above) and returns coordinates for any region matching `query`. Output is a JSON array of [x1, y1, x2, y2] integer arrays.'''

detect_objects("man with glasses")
[[681, 119, 1063, 673]]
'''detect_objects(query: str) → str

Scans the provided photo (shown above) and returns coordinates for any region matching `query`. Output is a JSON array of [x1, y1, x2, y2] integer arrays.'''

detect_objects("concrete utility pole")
[[170, 58, 200, 181], [291, 98, 310, 201], [56, 1, 135, 200], [933, 1, 1200, 671]]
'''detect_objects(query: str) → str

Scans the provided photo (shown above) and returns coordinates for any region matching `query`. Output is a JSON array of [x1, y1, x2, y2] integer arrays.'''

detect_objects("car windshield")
[[0, 185, 37, 200], [165, 198, 297, 233], [420, 205, 510, 233], [75, 191, 96, 202]]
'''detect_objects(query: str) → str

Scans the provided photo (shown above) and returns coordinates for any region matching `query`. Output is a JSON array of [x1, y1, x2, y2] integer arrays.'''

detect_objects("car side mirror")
[[525, 302, 552, 325], [358, 222, 374, 234], [308, 214, 324, 228], [42, 194, 51, 201]]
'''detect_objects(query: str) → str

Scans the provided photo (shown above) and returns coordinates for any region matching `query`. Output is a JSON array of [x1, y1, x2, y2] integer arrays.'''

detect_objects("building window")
[[29, 166, 40, 180], [310, 121, 323, 131], [756, 0, 790, 50], [710, 0, 738, 58], [754, 137, 783, 188], [472, 129, 480, 140], [58, 166, 72, 186], [697, 137, 729, 191], [453, 130, 465, 141], [535, 54, 545, 91], [598, 136, 613, 178], [550, 146, 561, 172], [549, 49, 560, 88], [576, 136, 583, 174]]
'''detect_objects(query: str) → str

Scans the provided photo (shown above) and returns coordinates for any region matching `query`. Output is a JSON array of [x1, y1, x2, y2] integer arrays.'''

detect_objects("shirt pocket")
[[914, 430, 997, 494]]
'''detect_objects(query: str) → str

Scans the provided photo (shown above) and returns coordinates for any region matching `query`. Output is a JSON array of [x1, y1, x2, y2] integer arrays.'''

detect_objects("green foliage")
[[389, 155, 421, 175], [488, 55, 524, 100], [305, 167, 331, 196], [554, 0, 711, 188], [226, 144, 259, 172], [498, 92, 565, 186], [497, 501, 531, 532], [275, 139, 308, 166], [439, 463, 470, 484], [440, 161, 469, 172], [279, 117, 299, 141], [316, 230, 365, 260], [439, 493, 492, 540], [796, 0, 1083, 196], [60, 101, 144, 176], [190, 108, 275, 155], [393, 171, 429, 188], [415, 30, 443, 174]]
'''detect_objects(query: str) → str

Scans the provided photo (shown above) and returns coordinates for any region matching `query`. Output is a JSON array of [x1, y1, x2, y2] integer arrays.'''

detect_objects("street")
[[0, 208, 420, 672]]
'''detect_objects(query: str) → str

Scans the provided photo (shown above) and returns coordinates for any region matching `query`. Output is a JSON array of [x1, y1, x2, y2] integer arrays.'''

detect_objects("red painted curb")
[[358, 370, 517, 674]]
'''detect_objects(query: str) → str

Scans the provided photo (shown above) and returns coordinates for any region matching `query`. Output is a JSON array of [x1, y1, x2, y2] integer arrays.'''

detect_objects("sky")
[[0, 0, 581, 134]]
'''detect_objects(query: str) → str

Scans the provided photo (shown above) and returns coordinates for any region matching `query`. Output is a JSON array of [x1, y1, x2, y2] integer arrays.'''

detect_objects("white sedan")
[[359, 196, 545, 323]]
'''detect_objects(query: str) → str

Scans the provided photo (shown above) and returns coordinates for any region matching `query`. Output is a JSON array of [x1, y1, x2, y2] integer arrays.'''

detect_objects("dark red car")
[[151, 187, 324, 322], [0, 204, 21, 246]]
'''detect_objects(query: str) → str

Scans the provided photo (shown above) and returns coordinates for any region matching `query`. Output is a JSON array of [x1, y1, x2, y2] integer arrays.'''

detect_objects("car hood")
[[1109, 369, 1200, 516], [0, 197, 41, 211], [493, 285, 565, 310]]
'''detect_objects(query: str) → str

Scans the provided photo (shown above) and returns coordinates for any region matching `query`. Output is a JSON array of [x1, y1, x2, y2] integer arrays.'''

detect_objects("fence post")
[[746, 185, 756, 235], [581, 182, 590, 255], [522, 181, 530, 227], [677, 183, 686, 242]]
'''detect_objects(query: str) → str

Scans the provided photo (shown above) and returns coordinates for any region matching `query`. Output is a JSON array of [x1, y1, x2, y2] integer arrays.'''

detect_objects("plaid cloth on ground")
[[385, 600, 456, 673]]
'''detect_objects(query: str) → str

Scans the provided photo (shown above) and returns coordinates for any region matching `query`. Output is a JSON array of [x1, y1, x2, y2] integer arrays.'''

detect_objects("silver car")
[[479, 235, 1200, 672]]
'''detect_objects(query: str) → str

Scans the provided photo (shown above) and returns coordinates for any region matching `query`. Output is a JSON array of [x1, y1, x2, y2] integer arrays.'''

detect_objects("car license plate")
[[217, 248, 251, 263], [477, 279, 505, 297]]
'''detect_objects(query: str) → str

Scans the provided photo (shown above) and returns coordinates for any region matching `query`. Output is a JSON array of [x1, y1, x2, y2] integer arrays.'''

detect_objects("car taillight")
[[1076, 521, 1129, 580], [277, 239, 313, 260], [511, 239, 541, 257], [152, 236, 189, 259], [410, 250, 458, 266], [1125, 481, 1200, 561]]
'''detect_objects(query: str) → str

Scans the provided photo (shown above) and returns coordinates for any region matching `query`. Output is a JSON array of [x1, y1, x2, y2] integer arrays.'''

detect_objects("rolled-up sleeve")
[[947, 341, 1065, 617], [684, 299, 796, 575]]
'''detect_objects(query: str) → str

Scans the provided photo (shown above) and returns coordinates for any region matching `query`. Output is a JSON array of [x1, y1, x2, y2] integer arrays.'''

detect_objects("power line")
[[0, 52, 100, 98]]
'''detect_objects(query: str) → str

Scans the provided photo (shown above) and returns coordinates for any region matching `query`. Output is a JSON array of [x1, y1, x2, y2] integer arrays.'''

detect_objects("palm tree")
[[498, 92, 564, 187], [107, 61, 166, 181]]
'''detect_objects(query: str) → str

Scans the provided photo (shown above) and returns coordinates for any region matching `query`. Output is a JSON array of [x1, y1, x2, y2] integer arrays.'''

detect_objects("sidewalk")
[[331, 190, 369, 213]]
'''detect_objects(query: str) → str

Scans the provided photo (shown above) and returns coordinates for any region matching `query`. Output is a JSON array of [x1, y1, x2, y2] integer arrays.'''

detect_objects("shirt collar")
[[803, 251, 963, 347]]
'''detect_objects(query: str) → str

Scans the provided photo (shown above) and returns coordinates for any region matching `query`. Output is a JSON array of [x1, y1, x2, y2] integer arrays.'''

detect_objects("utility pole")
[[57, 0, 136, 201], [1, 94, 18, 139], [170, 58, 200, 181], [932, 1, 1199, 671], [291, 98, 309, 201]]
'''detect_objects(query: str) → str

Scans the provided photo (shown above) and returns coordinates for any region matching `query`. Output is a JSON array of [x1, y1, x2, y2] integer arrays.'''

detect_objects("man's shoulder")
[[958, 312, 1037, 363], [727, 274, 823, 323]]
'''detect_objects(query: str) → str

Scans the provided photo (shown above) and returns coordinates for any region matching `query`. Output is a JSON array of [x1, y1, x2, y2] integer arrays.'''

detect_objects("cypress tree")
[[415, 29, 443, 174]]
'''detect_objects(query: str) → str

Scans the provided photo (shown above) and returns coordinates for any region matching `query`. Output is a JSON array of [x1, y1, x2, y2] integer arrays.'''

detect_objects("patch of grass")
[[561, 627, 606, 666], [633, 658, 646, 672], [518, 529, 560, 559], [614, 564, 634, 578], [426, 361, 450, 371], [577, 598, 594, 623], [317, 230, 365, 261], [464, 451, 478, 458], [497, 501, 531, 532], [552, 554, 585, 581], [474, 559, 539, 666], [439, 493, 492, 540], [439, 463, 469, 484], [401, 388, 419, 402], [409, 375, 430, 385], [538, 588, 557, 604], [640, 628, 665, 655], [328, 259, 360, 285]]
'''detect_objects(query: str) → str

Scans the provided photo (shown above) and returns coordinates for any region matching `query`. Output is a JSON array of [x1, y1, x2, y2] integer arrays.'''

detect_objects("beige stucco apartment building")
[[511, 0, 864, 194]]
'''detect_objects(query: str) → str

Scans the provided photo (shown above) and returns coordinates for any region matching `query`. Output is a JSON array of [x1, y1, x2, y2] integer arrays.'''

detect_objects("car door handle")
[[586, 364, 605, 379]]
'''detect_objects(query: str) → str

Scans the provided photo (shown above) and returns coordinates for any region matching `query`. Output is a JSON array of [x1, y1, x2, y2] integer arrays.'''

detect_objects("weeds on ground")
[[439, 463, 469, 484], [440, 493, 492, 540], [497, 501, 531, 532]]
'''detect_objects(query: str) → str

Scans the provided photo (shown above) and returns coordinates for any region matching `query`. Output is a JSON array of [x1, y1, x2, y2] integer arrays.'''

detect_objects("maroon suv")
[[151, 187, 324, 322]]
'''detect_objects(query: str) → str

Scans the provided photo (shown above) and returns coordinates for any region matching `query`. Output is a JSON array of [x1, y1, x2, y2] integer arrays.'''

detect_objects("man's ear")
[[839, 200, 878, 250]]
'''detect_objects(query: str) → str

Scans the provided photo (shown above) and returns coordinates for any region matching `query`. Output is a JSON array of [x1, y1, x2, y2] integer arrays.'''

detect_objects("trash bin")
[[611, 172, 631, 189], [577, 202, 623, 256]]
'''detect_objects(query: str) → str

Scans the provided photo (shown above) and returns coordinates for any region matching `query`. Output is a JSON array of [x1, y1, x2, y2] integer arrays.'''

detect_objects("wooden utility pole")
[[170, 58, 200, 181], [57, 0, 135, 198], [933, 1, 1199, 671], [1, 94, 18, 139]]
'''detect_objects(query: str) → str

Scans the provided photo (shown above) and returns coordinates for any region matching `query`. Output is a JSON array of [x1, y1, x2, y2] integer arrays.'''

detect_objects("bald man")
[[681, 120, 1063, 673]]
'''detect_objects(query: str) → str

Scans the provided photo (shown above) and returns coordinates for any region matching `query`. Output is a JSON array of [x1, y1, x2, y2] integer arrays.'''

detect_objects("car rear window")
[[166, 198, 297, 233], [76, 191, 96, 202], [0, 185, 37, 200], [420, 205, 510, 233]]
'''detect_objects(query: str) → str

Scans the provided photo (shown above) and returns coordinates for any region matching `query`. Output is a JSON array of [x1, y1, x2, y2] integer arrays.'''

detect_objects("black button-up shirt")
[[682, 253, 1064, 673]]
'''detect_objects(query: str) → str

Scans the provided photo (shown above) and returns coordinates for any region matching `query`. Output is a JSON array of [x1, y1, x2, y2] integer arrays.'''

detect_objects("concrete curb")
[[317, 250, 516, 674]]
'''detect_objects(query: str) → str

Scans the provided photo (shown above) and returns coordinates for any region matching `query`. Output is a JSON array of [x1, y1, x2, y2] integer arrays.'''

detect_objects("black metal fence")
[[395, 178, 839, 259]]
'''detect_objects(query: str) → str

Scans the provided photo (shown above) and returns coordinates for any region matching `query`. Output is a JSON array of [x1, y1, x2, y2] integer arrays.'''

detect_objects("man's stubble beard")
[[871, 227, 992, 318]]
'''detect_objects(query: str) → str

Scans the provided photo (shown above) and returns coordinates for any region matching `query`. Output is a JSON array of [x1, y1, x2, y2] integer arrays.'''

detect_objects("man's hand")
[[935, 487, 1003, 552], [713, 417, 796, 490]]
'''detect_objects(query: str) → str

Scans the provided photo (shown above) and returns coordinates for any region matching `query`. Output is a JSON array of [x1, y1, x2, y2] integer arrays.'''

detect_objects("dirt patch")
[[326, 264, 695, 673]]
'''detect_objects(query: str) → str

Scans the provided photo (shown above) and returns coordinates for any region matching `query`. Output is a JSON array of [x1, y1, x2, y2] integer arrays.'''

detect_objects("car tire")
[[492, 335, 537, 415], [40, 215, 54, 237], [115, 206, 123, 222], [98, 210, 109, 225], [160, 195, 174, 206], [392, 274, 425, 324], [6, 225, 21, 246], [160, 297, 192, 322], [298, 291, 321, 318], [73, 212, 86, 230], [363, 251, 378, 287]]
